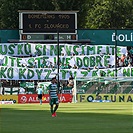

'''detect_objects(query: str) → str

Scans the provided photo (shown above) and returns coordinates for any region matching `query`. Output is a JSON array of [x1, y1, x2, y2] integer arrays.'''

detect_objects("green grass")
[[0, 103, 133, 133]]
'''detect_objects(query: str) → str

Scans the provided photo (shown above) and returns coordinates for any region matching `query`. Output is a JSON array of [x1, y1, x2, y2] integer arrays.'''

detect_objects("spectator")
[[68, 63, 72, 69], [22, 63, 27, 67], [73, 64, 78, 69], [120, 54, 126, 63], [118, 58, 123, 67], [129, 47, 133, 64], [128, 62, 132, 67], [41, 61, 45, 68], [53, 62, 58, 68], [50, 62, 54, 68], [93, 66, 98, 69], [64, 64, 69, 69], [67, 75, 74, 88], [124, 56, 132, 67], [34, 61, 38, 68], [47, 61, 53, 68], [19, 87, 25, 94], [60, 63, 65, 69], [129, 47, 133, 56]]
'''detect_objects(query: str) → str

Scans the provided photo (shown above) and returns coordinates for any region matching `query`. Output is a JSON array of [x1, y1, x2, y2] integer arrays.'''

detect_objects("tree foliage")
[[85, 0, 133, 29], [0, 0, 133, 29], [0, 0, 88, 29], [0, 0, 55, 28]]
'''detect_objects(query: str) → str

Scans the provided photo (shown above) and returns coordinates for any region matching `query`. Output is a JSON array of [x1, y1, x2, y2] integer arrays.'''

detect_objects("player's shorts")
[[38, 94, 42, 100], [49, 98, 59, 105]]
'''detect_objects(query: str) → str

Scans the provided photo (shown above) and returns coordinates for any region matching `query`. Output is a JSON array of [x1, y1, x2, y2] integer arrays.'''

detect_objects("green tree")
[[85, 0, 133, 29], [55, 0, 89, 28], [0, 0, 55, 28], [0, 0, 88, 29]]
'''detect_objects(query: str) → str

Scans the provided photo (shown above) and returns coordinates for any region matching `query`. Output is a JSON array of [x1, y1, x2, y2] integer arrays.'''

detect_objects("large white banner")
[[0, 43, 131, 80]]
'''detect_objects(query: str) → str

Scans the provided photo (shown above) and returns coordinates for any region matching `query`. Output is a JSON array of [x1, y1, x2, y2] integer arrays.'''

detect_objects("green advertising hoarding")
[[0, 29, 133, 46], [78, 29, 133, 46], [78, 94, 133, 102]]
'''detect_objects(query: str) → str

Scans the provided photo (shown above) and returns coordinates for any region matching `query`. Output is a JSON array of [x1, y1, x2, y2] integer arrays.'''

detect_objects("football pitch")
[[0, 103, 133, 133]]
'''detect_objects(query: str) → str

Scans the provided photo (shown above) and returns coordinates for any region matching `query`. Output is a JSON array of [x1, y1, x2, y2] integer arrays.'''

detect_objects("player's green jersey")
[[48, 83, 58, 98]]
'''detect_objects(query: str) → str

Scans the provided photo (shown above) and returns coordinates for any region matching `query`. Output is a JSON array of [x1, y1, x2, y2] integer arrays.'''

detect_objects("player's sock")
[[53, 105, 58, 113], [50, 106, 54, 114], [40, 100, 42, 105]]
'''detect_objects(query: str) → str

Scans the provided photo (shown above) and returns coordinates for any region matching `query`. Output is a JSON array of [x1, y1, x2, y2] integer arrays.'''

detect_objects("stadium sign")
[[78, 94, 133, 102], [0, 95, 18, 103], [0, 101, 14, 104], [112, 32, 133, 42], [78, 29, 133, 46], [18, 94, 72, 103], [19, 11, 77, 41], [19, 11, 77, 34]]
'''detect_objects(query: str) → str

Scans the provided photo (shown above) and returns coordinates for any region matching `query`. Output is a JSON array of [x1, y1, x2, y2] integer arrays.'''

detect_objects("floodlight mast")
[[114, 30, 117, 79], [57, 30, 60, 92], [56, 30, 91, 94]]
